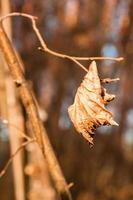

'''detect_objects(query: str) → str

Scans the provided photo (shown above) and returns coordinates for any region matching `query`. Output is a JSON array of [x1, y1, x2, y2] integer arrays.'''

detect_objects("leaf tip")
[[109, 119, 119, 126]]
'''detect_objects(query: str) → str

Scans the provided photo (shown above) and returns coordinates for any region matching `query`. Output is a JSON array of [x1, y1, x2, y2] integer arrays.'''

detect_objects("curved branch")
[[0, 12, 124, 73]]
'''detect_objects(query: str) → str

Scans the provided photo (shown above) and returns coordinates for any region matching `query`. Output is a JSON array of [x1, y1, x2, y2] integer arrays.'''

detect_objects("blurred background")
[[0, 0, 133, 200]]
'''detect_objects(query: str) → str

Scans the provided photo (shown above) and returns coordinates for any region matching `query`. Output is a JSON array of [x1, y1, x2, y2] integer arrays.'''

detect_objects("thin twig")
[[101, 78, 120, 83], [0, 12, 124, 73], [0, 139, 35, 178], [2, 119, 32, 140], [38, 47, 123, 62]]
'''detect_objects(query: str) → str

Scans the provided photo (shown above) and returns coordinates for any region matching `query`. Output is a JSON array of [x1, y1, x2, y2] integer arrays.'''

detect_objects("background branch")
[[0, 5, 25, 200]]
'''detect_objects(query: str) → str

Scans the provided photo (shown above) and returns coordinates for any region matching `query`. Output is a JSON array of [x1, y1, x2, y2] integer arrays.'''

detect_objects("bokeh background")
[[0, 0, 133, 200]]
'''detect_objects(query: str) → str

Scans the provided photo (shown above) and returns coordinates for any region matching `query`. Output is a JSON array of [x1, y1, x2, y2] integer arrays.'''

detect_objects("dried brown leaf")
[[68, 61, 119, 146]]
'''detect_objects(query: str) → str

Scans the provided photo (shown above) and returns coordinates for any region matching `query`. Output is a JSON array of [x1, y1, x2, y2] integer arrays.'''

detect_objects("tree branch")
[[0, 12, 123, 74], [0, 13, 72, 200], [0, 12, 123, 199]]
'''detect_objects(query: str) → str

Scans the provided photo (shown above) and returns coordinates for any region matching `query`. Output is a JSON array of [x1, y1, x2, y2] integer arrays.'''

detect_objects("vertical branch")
[[25, 133, 57, 200], [0, 2, 25, 200], [117, 0, 133, 142], [0, 16, 72, 200]]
